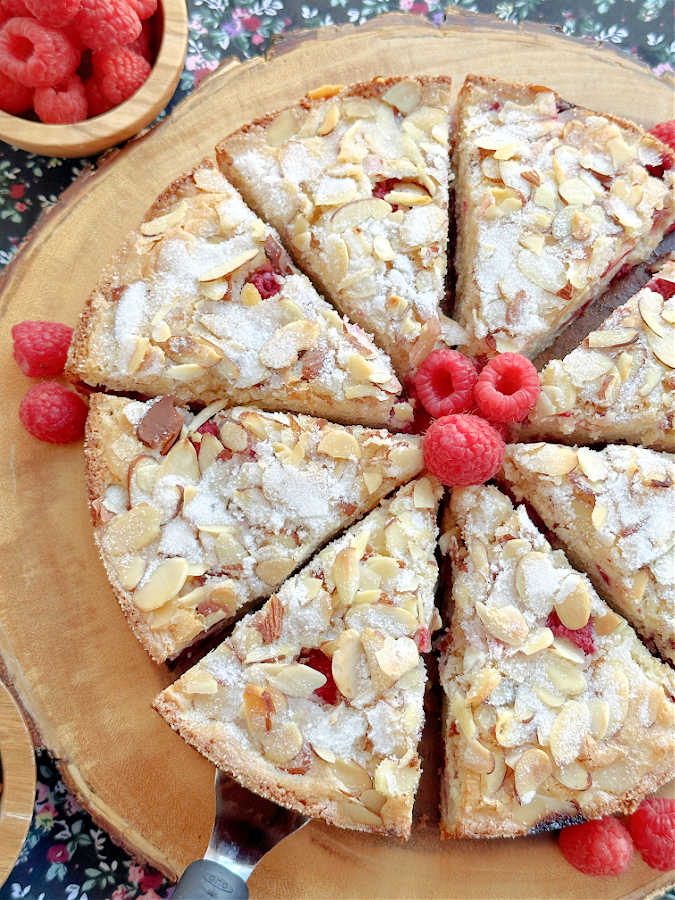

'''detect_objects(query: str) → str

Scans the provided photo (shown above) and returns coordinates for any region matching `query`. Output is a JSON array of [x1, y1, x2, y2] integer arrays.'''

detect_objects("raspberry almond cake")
[[66, 161, 406, 428], [216, 77, 455, 378], [86, 394, 424, 662], [439, 484, 675, 838], [453, 75, 675, 359], [517, 254, 675, 450], [502, 443, 675, 664], [154, 477, 442, 836]]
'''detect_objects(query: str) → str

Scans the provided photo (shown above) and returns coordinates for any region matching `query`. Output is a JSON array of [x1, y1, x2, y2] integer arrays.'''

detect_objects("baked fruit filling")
[[65, 161, 407, 428], [517, 254, 675, 450], [216, 77, 455, 378], [86, 394, 425, 661], [439, 484, 675, 838], [154, 478, 442, 837], [452, 75, 675, 360], [501, 443, 675, 664]]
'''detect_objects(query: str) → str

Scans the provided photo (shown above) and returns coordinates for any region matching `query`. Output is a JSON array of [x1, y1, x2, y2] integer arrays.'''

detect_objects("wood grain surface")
[[0, 11, 673, 896], [0, 680, 36, 888], [0, 0, 188, 157]]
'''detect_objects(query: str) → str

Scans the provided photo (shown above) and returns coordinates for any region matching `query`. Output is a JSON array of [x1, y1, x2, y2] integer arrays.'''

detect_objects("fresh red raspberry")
[[93, 45, 150, 107], [629, 797, 675, 871], [83, 74, 112, 116], [423, 413, 505, 487], [129, 19, 152, 60], [647, 277, 675, 300], [12, 320, 73, 377], [34, 73, 87, 123], [546, 610, 596, 656], [128, 0, 156, 19], [73, 0, 141, 53], [246, 264, 281, 299], [559, 817, 633, 876], [413, 349, 477, 419], [19, 381, 88, 444], [25, 0, 80, 27], [0, 69, 30, 113], [0, 17, 80, 88], [475, 352, 540, 423], [299, 648, 339, 705], [0, 1, 28, 17], [649, 120, 675, 154]]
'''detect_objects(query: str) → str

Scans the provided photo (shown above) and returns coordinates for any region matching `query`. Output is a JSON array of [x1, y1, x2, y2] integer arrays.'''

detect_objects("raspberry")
[[0, 69, 31, 113], [246, 264, 281, 299], [12, 320, 73, 377], [559, 817, 633, 876], [423, 414, 505, 487], [649, 120, 675, 154], [0, 17, 80, 88], [93, 45, 150, 107], [19, 382, 88, 444], [629, 797, 675, 871], [475, 352, 540, 423], [25, 0, 80, 27], [546, 610, 596, 656], [129, 19, 152, 60], [0, 1, 28, 17], [34, 74, 87, 123], [84, 74, 112, 116], [647, 277, 675, 300], [74, 0, 141, 53], [128, 0, 156, 19], [372, 177, 402, 211], [299, 649, 339, 704], [413, 349, 477, 419]]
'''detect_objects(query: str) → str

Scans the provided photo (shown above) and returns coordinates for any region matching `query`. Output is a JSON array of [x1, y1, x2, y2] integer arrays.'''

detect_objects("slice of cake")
[[66, 161, 405, 428], [154, 477, 442, 837], [439, 484, 675, 839], [501, 443, 675, 664], [453, 75, 675, 359], [86, 394, 425, 662], [216, 77, 453, 377], [517, 254, 674, 450]]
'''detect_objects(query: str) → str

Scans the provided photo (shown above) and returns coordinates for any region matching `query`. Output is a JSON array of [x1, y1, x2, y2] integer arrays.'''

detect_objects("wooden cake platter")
[[0, 11, 673, 898]]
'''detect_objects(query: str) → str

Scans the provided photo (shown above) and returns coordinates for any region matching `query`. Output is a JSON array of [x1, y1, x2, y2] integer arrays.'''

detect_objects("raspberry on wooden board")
[[19, 382, 88, 444], [558, 817, 634, 876], [629, 797, 675, 871], [12, 321, 73, 377]]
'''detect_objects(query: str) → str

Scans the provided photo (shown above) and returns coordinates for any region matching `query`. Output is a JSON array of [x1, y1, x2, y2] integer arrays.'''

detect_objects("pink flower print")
[[139, 891, 163, 900], [47, 844, 70, 863], [399, 0, 414, 9], [129, 863, 144, 884], [112, 888, 128, 900], [140, 871, 164, 892], [252, 33, 264, 45]]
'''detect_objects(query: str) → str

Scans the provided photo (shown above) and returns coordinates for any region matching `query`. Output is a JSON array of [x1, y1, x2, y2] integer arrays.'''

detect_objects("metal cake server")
[[173, 770, 308, 899]]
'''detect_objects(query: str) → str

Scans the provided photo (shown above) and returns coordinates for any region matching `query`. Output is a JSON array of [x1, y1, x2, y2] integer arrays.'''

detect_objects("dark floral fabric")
[[0, 1, 673, 897]]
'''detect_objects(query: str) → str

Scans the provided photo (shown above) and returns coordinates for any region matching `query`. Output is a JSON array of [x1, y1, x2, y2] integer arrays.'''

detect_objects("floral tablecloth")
[[0, 1, 673, 898]]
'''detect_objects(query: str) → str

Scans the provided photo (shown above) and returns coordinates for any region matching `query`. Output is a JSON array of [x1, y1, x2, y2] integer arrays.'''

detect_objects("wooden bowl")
[[0, 680, 36, 888], [0, 0, 188, 158]]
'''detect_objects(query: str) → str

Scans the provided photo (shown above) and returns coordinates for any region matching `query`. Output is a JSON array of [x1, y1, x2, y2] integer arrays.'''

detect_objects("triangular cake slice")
[[453, 75, 675, 359], [517, 254, 675, 450], [216, 77, 453, 378], [502, 443, 675, 664], [439, 484, 675, 839], [86, 394, 425, 662], [154, 477, 442, 836], [66, 161, 405, 428]]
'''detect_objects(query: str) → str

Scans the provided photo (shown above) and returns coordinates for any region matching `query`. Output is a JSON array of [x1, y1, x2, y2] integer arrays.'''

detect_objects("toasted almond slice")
[[576, 447, 608, 482], [553, 760, 591, 791], [332, 547, 360, 607], [331, 629, 362, 699], [464, 739, 496, 775], [269, 664, 327, 698], [331, 197, 392, 229], [587, 327, 638, 349], [381, 80, 421, 114], [103, 504, 161, 556], [240, 282, 262, 307], [115, 554, 146, 591], [140, 200, 188, 236], [135, 557, 188, 612], [255, 557, 295, 586], [594, 609, 622, 636], [318, 429, 361, 460], [307, 83, 343, 100], [219, 421, 248, 452], [555, 577, 591, 629], [547, 658, 586, 697], [182, 669, 219, 695], [646, 327, 675, 368], [514, 748, 552, 805], [199, 248, 259, 282], [476, 602, 528, 646], [413, 477, 435, 509], [166, 363, 206, 382], [549, 701, 590, 767], [317, 104, 340, 136]]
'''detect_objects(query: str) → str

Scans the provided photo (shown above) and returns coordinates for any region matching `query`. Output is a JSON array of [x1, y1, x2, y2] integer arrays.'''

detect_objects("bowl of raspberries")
[[0, 0, 188, 157]]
